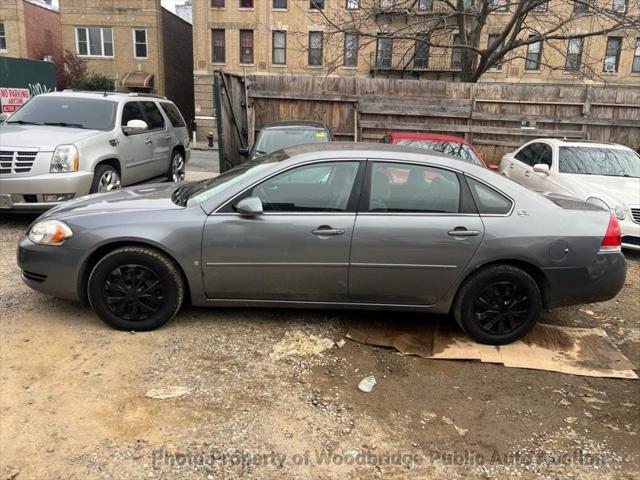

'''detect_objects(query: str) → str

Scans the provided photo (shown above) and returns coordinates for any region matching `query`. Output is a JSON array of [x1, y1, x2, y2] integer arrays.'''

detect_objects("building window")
[[611, 0, 626, 13], [376, 35, 393, 68], [212, 29, 225, 63], [272, 31, 286, 65], [308, 31, 323, 66], [310, 0, 325, 10], [133, 29, 148, 59], [525, 39, 542, 70], [452, 34, 463, 69], [0, 22, 6, 52], [347, 0, 360, 9], [633, 39, 640, 73], [487, 34, 503, 70], [573, 1, 589, 14], [414, 34, 429, 69], [380, 0, 396, 7], [240, 0, 253, 8], [417, 0, 432, 10], [533, 1, 548, 12], [490, 0, 508, 12], [603, 37, 621, 72], [239, 30, 253, 64], [344, 32, 358, 67], [75, 27, 113, 57], [211, 0, 224, 6], [564, 38, 582, 71], [273, 0, 287, 8]]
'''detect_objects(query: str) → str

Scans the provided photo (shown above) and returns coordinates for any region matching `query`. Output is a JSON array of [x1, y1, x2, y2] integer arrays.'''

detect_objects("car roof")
[[38, 91, 168, 103], [388, 132, 471, 145], [534, 138, 628, 149], [262, 120, 329, 130]]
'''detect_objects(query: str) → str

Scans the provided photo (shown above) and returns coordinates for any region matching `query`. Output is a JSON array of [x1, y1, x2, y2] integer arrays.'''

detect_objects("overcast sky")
[[50, 1, 183, 14]]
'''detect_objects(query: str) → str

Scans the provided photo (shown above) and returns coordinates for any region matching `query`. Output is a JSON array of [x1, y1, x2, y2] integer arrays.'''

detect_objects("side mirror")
[[533, 163, 550, 175], [122, 119, 148, 135], [238, 147, 250, 157], [235, 197, 263, 216]]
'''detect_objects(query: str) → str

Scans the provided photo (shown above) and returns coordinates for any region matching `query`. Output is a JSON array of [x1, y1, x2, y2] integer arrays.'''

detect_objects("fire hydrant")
[[206, 132, 214, 148]]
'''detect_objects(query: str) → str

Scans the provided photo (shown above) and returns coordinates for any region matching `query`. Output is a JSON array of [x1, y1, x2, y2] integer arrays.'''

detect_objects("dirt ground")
[[1, 213, 638, 480]]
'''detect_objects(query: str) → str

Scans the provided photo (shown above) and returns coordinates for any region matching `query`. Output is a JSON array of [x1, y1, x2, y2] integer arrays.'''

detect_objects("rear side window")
[[141, 101, 165, 130], [160, 102, 186, 128], [467, 177, 512, 215], [121, 101, 144, 126], [367, 162, 461, 214]]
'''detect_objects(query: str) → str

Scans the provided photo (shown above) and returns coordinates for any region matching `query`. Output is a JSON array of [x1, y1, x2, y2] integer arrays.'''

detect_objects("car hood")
[[42, 183, 184, 219], [0, 124, 102, 151], [559, 174, 640, 207]]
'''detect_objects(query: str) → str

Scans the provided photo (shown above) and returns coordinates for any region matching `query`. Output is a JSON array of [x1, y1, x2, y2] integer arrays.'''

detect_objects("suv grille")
[[0, 150, 38, 174], [631, 207, 640, 224]]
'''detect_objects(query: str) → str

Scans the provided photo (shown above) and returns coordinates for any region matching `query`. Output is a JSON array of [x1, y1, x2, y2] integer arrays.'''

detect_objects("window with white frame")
[[272, 30, 286, 65], [533, 1, 548, 12], [611, 0, 626, 13], [564, 37, 582, 71], [0, 22, 6, 51], [346, 0, 359, 9], [344, 32, 358, 67], [525, 39, 543, 70], [133, 29, 148, 59], [633, 39, 640, 73], [76, 27, 113, 57], [603, 37, 621, 72]]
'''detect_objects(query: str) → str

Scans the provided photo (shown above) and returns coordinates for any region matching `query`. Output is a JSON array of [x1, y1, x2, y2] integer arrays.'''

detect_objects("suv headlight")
[[50, 145, 79, 173], [28, 220, 73, 246]]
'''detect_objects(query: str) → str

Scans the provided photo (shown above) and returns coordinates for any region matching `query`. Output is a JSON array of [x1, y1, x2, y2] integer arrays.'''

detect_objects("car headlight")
[[28, 220, 73, 246], [614, 205, 626, 221], [587, 197, 609, 211], [50, 145, 79, 173]]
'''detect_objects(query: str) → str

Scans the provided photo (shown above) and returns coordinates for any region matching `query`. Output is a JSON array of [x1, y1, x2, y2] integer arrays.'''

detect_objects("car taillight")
[[600, 214, 622, 251]]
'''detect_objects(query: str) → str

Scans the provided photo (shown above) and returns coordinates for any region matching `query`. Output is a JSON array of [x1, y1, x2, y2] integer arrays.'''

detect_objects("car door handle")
[[509, 163, 514, 168], [448, 228, 480, 237], [525, 171, 531, 177], [312, 226, 345, 236], [144, 139, 152, 145], [165, 135, 172, 140]]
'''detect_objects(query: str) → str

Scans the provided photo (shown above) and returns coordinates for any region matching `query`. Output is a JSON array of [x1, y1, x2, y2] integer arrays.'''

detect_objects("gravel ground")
[[0, 212, 638, 480]]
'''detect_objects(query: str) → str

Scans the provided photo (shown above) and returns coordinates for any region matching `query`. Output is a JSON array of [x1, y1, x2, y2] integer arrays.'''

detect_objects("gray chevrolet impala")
[[17, 143, 626, 345]]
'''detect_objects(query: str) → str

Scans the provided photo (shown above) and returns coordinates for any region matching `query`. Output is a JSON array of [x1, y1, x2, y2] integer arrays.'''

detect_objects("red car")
[[380, 133, 498, 171]]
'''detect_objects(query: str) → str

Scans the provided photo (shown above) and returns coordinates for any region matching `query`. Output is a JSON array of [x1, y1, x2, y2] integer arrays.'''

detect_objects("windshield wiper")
[[6, 120, 42, 125], [44, 122, 88, 129]]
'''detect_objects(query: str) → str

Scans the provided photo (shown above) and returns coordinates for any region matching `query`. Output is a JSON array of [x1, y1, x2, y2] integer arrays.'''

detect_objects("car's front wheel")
[[91, 164, 121, 193], [453, 264, 541, 345], [87, 246, 184, 331]]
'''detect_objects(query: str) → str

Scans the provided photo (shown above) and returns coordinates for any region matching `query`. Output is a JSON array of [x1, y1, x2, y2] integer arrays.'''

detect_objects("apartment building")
[[59, 0, 194, 125]]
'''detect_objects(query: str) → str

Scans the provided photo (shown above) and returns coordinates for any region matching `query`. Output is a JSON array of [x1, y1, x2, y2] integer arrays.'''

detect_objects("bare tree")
[[314, 0, 640, 82]]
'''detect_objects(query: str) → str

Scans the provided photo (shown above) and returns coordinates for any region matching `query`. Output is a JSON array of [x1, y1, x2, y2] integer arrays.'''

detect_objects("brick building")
[[59, 0, 194, 125]]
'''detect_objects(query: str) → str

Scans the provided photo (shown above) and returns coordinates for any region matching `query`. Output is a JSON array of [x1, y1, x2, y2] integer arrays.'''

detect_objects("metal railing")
[[370, 52, 463, 73]]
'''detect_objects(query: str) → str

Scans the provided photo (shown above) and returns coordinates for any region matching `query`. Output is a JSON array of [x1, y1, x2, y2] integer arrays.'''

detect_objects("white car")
[[499, 139, 640, 251]]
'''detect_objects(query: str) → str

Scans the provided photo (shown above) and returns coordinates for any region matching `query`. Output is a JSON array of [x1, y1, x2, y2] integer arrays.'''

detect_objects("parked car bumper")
[[0, 171, 93, 211], [542, 251, 627, 308], [620, 218, 640, 251]]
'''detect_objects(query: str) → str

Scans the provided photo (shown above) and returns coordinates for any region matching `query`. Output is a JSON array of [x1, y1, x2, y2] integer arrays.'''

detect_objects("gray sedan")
[[17, 143, 626, 345]]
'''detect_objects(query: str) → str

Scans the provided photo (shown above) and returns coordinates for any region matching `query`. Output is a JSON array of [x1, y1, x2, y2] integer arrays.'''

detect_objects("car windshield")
[[180, 151, 290, 207], [253, 127, 329, 157], [394, 139, 483, 166], [7, 96, 118, 131], [558, 146, 640, 178]]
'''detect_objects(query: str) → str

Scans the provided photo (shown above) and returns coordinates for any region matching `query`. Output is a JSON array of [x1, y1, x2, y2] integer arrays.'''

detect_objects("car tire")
[[167, 149, 186, 182], [453, 264, 542, 345], [87, 246, 184, 331], [91, 164, 121, 194]]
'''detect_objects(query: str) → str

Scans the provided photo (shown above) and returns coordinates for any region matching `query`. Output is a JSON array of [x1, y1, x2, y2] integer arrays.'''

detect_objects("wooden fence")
[[215, 73, 640, 169]]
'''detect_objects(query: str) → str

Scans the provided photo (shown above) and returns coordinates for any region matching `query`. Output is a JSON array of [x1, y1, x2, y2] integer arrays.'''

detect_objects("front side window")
[[633, 38, 640, 73], [133, 29, 148, 59], [272, 31, 286, 65], [0, 22, 6, 51], [515, 143, 542, 166], [76, 27, 113, 57], [141, 101, 165, 130], [537, 143, 553, 166], [525, 39, 542, 70], [308, 31, 323, 66], [240, 30, 254, 64], [121, 101, 144, 127], [160, 103, 186, 128], [251, 162, 360, 212], [467, 178, 512, 215], [367, 162, 461, 214], [344, 32, 358, 67], [7, 96, 117, 131], [212, 29, 225, 63], [558, 147, 640, 178], [604, 37, 621, 72], [565, 38, 582, 71]]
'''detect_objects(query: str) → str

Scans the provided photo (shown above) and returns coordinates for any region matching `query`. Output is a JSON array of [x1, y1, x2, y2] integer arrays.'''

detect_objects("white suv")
[[499, 139, 640, 251], [0, 91, 190, 211]]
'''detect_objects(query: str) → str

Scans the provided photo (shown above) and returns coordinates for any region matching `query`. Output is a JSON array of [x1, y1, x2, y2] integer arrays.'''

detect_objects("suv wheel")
[[453, 265, 542, 345], [91, 164, 121, 193], [168, 150, 186, 182], [87, 246, 184, 331]]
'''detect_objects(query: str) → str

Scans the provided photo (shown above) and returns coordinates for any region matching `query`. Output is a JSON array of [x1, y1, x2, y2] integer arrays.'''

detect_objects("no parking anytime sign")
[[0, 88, 30, 115]]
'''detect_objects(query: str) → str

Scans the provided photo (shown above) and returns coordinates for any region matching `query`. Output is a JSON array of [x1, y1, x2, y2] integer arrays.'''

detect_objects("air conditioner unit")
[[604, 63, 616, 73]]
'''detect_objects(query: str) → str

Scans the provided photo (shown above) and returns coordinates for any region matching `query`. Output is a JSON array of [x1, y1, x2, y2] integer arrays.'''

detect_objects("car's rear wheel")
[[91, 164, 121, 193], [87, 246, 184, 331], [453, 265, 541, 345], [168, 150, 186, 182]]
